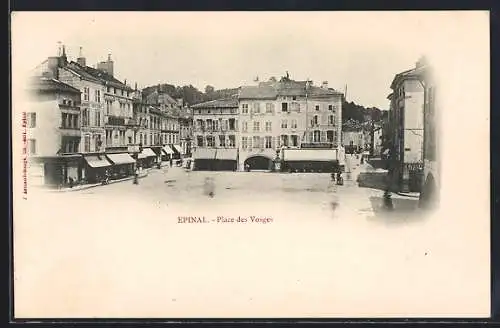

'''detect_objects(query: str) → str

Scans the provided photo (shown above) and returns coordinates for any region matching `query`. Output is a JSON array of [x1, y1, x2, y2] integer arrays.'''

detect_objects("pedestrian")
[[170, 157, 173, 167], [133, 166, 139, 185]]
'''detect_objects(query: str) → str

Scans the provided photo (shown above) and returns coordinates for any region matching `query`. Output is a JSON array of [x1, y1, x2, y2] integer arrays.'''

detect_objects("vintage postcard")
[[11, 11, 490, 318]]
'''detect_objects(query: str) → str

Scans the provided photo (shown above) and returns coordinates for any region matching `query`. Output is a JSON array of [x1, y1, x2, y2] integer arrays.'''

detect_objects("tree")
[[205, 85, 215, 94]]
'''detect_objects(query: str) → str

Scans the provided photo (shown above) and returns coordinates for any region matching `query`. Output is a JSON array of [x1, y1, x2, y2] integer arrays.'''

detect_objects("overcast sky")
[[12, 11, 487, 109]]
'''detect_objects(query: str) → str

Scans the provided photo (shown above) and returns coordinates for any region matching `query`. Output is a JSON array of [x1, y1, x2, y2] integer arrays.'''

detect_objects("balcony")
[[59, 127, 81, 137]]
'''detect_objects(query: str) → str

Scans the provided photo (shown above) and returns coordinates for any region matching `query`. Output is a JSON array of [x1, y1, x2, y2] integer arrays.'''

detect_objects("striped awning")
[[141, 147, 157, 157], [84, 155, 112, 168], [106, 153, 136, 165], [283, 149, 338, 162], [162, 145, 174, 155], [172, 144, 183, 154], [193, 148, 217, 160]]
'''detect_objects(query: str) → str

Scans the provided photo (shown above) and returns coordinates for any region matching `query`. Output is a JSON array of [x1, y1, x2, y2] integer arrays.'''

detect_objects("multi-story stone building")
[[178, 108, 193, 157], [387, 58, 426, 192], [191, 98, 239, 170], [238, 77, 343, 170], [25, 76, 83, 187]]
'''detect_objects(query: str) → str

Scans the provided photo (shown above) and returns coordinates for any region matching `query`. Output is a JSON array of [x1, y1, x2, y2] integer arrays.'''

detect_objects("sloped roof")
[[66, 61, 133, 91], [239, 85, 277, 99], [238, 80, 342, 99], [191, 98, 239, 109], [28, 77, 81, 94], [390, 65, 427, 90]]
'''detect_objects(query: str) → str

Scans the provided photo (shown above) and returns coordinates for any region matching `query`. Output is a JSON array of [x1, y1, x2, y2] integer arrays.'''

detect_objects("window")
[[84, 135, 91, 152], [253, 136, 261, 149], [265, 136, 272, 149], [315, 105, 320, 111], [228, 118, 235, 131], [253, 103, 261, 114], [241, 137, 248, 149], [291, 119, 297, 129], [328, 105, 335, 111], [327, 130, 334, 142], [242, 121, 248, 132], [95, 111, 101, 126], [313, 130, 321, 142], [292, 96, 297, 101], [106, 100, 111, 115], [83, 87, 89, 101], [219, 135, 226, 147], [253, 121, 260, 132], [213, 120, 219, 131], [266, 103, 274, 113], [206, 136, 215, 147], [107, 86, 111, 93], [281, 120, 287, 129], [281, 103, 288, 112], [241, 104, 249, 114], [62, 99, 67, 105], [228, 135, 235, 147], [206, 119, 213, 131], [329, 115, 335, 125], [82, 108, 89, 126], [27, 139, 36, 155], [128, 136, 132, 144], [281, 135, 289, 147], [313, 115, 319, 126], [291, 102, 300, 112], [291, 135, 298, 147], [95, 90, 101, 102], [27, 112, 36, 128], [265, 121, 272, 132]]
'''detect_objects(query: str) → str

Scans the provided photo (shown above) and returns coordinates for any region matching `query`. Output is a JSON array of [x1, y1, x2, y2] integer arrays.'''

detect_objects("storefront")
[[281, 149, 339, 173], [105, 152, 136, 179], [192, 148, 217, 171], [83, 154, 113, 183], [162, 145, 175, 162], [214, 148, 238, 171], [30, 155, 85, 187], [170, 144, 182, 160], [137, 147, 157, 168]]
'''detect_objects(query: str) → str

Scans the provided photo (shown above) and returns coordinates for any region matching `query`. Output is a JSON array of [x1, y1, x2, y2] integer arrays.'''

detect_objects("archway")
[[244, 155, 273, 171], [419, 173, 438, 209]]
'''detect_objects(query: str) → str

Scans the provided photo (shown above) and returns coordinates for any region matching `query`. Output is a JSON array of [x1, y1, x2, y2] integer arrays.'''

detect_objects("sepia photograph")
[[11, 11, 490, 319]]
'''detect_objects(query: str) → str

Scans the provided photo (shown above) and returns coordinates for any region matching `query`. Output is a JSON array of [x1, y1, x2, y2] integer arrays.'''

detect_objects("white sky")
[[12, 11, 488, 109]]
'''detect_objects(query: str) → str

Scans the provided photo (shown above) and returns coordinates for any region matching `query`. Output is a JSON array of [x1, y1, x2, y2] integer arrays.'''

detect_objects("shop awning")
[[106, 153, 136, 165], [137, 153, 148, 159], [216, 148, 238, 160], [141, 148, 157, 157], [172, 144, 183, 154], [84, 155, 112, 168], [283, 149, 338, 162], [162, 145, 174, 155], [193, 148, 217, 160]]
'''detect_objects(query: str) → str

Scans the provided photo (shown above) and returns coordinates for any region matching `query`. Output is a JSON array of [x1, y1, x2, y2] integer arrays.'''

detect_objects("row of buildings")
[[26, 46, 192, 187], [24, 46, 346, 187], [191, 77, 344, 171], [385, 56, 439, 207]]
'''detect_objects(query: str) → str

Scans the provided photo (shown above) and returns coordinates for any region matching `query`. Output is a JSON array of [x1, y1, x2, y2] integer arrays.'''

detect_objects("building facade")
[[238, 78, 343, 171], [191, 98, 239, 170], [388, 59, 426, 192], [25, 77, 83, 187]]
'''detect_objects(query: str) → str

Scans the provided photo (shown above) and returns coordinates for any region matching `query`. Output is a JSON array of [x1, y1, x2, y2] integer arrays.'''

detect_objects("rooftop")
[[239, 79, 343, 99], [66, 61, 133, 91], [191, 98, 239, 109], [28, 77, 81, 94]]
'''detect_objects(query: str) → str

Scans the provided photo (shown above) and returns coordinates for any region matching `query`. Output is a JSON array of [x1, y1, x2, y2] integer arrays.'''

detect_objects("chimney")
[[47, 57, 59, 79], [321, 81, 328, 89], [96, 53, 114, 76], [77, 46, 86, 67]]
